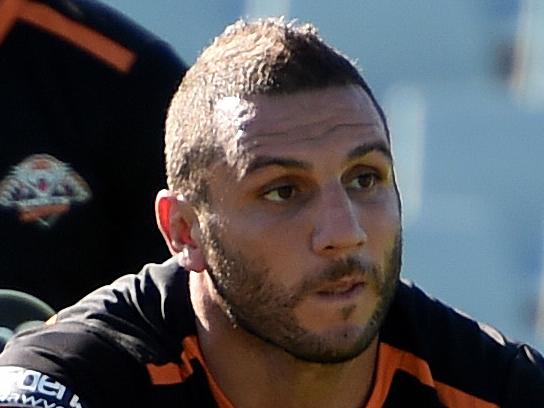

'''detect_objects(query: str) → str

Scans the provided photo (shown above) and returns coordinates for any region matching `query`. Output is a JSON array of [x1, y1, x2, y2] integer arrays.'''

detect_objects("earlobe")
[[175, 246, 207, 272], [155, 190, 206, 272]]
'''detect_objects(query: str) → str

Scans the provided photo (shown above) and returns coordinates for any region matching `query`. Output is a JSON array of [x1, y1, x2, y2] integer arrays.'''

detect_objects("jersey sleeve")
[[0, 322, 151, 408], [0, 365, 89, 408]]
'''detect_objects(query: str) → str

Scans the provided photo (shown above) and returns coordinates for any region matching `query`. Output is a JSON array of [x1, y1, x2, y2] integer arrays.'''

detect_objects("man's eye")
[[347, 172, 378, 190], [262, 185, 296, 202]]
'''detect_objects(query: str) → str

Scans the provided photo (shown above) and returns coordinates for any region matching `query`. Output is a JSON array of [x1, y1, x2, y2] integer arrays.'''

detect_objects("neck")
[[190, 272, 378, 408]]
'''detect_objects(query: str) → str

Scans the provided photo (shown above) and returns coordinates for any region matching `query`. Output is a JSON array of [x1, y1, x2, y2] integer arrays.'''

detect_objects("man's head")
[[157, 18, 401, 364], [164, 17, 389, 207]]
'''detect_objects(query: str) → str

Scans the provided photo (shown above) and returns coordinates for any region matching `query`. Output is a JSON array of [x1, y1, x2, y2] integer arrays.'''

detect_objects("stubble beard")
[[200, 218, 402, 364]]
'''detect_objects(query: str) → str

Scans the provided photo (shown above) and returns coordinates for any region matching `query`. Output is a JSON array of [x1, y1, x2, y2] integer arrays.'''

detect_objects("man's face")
[[199, 85, 402, 364]]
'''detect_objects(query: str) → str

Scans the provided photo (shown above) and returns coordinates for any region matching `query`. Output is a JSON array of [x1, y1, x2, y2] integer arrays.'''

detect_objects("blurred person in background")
[[0, 288, 55, 353], [0, 0, 187, 310], [0, 17, 542, 408]]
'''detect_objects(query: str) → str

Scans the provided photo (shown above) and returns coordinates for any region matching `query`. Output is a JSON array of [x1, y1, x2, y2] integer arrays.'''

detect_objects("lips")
[[315, 278, 365, 298]]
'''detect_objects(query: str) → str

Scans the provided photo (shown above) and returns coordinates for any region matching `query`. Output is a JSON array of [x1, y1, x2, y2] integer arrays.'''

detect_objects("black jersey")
[[0, 0, 187, 309], [0, 260, 542, 407]]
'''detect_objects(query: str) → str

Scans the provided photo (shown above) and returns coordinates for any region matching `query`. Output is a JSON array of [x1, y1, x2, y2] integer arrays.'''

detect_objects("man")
[[0, 18, 543, 408], [0, 0, 186, 309]]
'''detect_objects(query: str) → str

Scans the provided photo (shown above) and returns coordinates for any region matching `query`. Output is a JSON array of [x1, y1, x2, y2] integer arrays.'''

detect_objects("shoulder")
[[63, 0, 187, 72], [0, 321, 149, 407], [0, 260, 196, 407], [381, 280, 544, 407], [57, 259, 196, 361], [500, 342, 544, 407], [12, 0, 187, 75]]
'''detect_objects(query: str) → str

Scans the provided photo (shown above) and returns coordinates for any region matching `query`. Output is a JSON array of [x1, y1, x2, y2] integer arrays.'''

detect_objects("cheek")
[[230, 206, 311, 250], [223, 214, 311, 288], [362, 199, 401, 249]]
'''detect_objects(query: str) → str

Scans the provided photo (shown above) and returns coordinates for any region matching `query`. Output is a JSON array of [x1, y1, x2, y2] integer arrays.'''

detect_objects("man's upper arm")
[[0, 323, 150, 408]]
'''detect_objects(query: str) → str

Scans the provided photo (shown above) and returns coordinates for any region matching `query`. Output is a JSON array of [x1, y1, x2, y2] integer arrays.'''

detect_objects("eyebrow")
[[243, 140, 392, 177], [347, 140, 392, 162], [244, 157, 311, 175]]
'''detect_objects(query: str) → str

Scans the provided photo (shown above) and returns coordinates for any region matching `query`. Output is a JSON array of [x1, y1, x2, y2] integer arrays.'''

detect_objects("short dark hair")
[[165, 18, 388, 205]]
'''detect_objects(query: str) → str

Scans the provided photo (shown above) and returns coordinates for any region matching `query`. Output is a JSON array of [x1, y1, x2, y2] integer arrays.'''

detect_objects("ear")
[[155, 189, 206, 272]]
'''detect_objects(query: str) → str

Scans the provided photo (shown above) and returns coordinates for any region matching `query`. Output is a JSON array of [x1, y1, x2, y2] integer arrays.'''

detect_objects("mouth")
[[315, 278, 366, 300]]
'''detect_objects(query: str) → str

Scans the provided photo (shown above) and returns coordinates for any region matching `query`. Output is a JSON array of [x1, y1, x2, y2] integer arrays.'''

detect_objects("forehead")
[[212, 85, 388, 173]]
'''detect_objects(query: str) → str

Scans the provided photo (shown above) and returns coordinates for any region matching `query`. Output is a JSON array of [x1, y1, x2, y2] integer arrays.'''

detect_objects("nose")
[[311, 186, 367, 256]]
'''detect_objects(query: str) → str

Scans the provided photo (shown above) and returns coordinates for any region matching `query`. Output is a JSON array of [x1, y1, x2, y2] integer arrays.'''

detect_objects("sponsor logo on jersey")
[[0, 366, 85, 408], [0, 154, 91, 227]]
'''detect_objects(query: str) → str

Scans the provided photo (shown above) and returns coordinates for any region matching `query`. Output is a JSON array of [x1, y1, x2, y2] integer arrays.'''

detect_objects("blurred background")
[[104, 0, 544, 350]]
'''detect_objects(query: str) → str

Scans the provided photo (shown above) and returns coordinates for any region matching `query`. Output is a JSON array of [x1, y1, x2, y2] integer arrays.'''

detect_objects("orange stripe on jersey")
[[146, 362, 185, 385], [366, 343, 499, 408], [366, 342, 423, 407], [145, 336, 234, 408], [16, 1, 136, 72], [0, 0, 25, 44], [146, 351, 194, 385]]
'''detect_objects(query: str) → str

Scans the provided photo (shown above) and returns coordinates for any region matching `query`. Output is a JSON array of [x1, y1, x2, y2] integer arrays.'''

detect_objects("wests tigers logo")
[[0, 154, 91, 227]]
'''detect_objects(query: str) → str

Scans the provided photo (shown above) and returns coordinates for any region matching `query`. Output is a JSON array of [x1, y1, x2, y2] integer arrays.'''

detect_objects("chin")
[[283, 324, 379, 365]]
